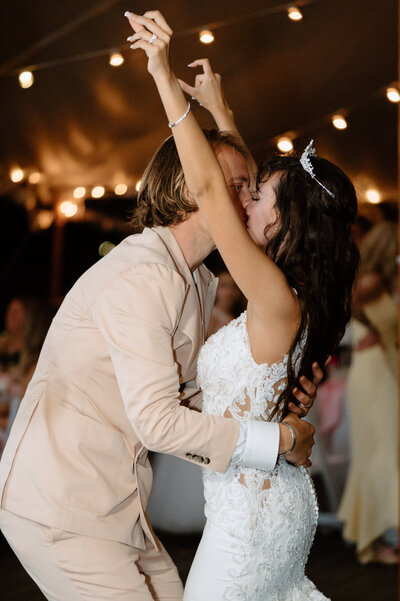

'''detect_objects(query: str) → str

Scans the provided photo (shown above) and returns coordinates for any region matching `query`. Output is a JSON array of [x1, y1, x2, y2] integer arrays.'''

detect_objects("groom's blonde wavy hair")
[[133, 129, 247, 230]]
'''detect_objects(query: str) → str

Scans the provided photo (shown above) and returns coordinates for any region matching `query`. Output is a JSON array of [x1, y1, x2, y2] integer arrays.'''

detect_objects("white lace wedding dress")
[[183, 311, 329, 601]]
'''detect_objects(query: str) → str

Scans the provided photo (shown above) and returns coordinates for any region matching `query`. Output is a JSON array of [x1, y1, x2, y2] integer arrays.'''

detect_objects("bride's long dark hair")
[[257, 154, 359, 419]]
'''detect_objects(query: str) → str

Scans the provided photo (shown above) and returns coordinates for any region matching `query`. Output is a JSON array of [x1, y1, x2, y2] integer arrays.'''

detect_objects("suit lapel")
[[196, 264, 218, 336], [151, 227, 204, 376]]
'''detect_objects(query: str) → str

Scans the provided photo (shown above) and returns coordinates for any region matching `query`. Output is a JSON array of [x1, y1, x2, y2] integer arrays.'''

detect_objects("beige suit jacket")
[[0, 226, 239, 550]]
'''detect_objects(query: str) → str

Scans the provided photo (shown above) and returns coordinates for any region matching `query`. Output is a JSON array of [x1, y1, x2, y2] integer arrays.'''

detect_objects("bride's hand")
[[177, 58, 230, 115], [125, 10, 173, 79]]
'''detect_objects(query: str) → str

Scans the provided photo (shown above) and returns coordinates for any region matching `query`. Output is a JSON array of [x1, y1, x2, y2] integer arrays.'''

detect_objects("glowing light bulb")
[[98, 241, 116, 257], [36, 210, 54, 229], [10, 168, 24, 182], [19, 71, 34, 89], [365, 189, 381, 204], [28, 172, 41, 184], [332, 114, 347, 130], [59, 200, 78, 218], [114, 183, 128, 196], [73, 186, 86, 199], [109, 52, 124, 67], [287, 6, 303, 21], [135, 180, 142, 192], [199, 29, 214, 44], [386, 86, 400, 103], [91, 186, 105, 198], [277, 137, 293, 153]]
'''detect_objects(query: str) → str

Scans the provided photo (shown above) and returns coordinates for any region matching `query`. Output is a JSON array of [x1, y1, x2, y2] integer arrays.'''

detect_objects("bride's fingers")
[[188, 58, 213, 75], [195, 74, 205, 87], [126, 12, 170, 43], [143, 10, 173, 35], [177, 78, 196, 96], [129, 39, 152, 52], [128, 31, 162, 46], [124, 11, 145, 33], [129, 39, 162, 58]]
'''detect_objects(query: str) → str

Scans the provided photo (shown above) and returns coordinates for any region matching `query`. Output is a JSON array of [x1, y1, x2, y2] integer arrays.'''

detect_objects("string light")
[[6, 0, 323, 83], [365, 189, 381, 204], [199, 29, 214, 44], [287, 6, 303, 21], [10, 168, 24, 182], [114, 183, 128, 195], [91, 186, 105, 198], [19, 71, 34, 89], [73, 186, 86, 199], [26, 195, 36, 211], [36, 210, 54, 229], [109, 52, 124, 67], [386, 86, 400, 103], [277, 137, 293, 152], [28, 171, 42, 184], [135, 180, 142, 192], [98, 241, 116, 256], [59, 200, 78, 217], [332, 114, 348, 130]]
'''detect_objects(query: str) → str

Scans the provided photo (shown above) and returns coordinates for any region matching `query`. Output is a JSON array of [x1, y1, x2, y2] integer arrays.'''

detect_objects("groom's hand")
[[288, 359, 330, 418], [279, 413, 315, 468]]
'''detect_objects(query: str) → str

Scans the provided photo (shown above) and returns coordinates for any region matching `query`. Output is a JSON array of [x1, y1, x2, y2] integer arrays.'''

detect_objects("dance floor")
[[0, 528, 397, 600]]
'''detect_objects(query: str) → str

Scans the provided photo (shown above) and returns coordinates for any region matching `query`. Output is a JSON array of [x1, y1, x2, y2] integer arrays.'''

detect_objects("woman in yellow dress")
[[338, 271, 398, 564]]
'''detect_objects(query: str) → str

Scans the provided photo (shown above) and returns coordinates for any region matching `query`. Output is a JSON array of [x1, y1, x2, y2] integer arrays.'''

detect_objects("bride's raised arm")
[[178, 57, 258, 182], [126, 10, 296, 321]]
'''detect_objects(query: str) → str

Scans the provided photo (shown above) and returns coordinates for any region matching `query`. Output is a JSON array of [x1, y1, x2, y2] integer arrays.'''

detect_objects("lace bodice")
[[198, 311, 303, 423], [195, 311, 328, 601]]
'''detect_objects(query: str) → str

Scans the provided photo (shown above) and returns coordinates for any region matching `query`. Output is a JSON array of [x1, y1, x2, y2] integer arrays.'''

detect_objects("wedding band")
[[149, 33, 157, 44], [299, 400, 312, 409]]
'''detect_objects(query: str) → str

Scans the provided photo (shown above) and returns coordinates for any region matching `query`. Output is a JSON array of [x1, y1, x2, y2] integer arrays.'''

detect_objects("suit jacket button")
[[185, 452, 193, 458], [204, 457, 210, 465]]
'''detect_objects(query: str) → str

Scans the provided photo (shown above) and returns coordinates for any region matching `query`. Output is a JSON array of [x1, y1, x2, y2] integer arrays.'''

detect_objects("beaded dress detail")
[[197, 311, 329, 601]]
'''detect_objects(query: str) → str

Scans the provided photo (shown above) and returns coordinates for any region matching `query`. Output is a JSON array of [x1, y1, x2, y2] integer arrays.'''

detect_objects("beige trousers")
[[0, 509, 183, 601]]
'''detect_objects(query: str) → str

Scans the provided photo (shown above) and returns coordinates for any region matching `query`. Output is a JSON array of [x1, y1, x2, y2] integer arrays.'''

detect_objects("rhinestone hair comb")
[[300, 140, 335, 198]]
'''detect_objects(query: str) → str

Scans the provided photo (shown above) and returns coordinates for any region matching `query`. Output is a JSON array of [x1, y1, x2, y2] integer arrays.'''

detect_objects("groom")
[[0, 130, 319, 600]]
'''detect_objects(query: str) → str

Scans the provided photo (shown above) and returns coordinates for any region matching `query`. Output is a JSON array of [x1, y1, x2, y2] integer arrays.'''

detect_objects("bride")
[[127, 11, 359, 600]]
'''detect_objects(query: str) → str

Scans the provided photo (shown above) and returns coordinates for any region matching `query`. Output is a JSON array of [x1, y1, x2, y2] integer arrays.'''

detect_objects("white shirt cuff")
[[231, 420, 280, 471]]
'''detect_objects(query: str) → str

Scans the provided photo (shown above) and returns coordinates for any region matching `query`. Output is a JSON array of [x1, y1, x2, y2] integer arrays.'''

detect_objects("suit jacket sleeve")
[[91, 263, 239, 474]]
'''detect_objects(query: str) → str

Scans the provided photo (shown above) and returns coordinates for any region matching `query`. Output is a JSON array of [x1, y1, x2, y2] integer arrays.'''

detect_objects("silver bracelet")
[[168, 101, 191, 128], [281, 422, 296, 455]]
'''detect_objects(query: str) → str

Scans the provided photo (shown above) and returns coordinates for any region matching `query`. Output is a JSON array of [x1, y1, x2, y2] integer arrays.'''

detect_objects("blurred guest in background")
[[358, 202, 397, 297], [0, 298, 55, 452], [207, 269, 245, 336], [338, 203, 398, 564], [0, 297, 26, 372]]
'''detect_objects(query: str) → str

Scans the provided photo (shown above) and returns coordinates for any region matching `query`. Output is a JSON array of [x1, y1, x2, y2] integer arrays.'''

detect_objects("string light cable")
[[2, 0, 322, 79], [1, 0, 396, 215]]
